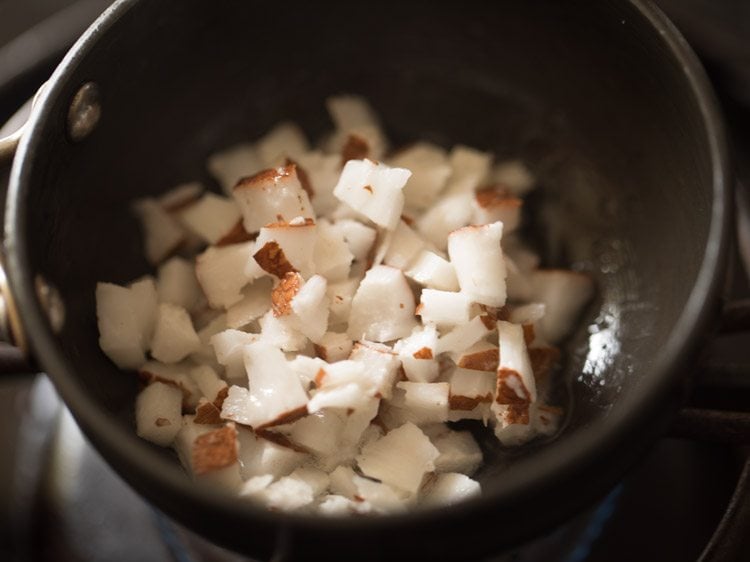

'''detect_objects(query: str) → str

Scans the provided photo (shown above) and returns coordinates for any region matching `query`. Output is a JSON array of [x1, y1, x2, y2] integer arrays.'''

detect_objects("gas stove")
[[1, 2, 749, 561]]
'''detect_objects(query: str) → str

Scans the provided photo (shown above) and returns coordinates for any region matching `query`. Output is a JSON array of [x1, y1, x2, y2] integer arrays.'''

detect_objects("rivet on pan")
[[36, 275, 65, 334], [67, 82, 101, 142]]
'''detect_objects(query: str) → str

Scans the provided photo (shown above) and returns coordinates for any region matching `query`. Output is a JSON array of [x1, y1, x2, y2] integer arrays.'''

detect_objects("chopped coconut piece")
[[256, 122, 309, 167], [348, 266, 417, 342], [258, 310, 308, 352], [435, 316, 492, 354], [252, 220, 317, 279], [290, 275, 329, 343], [138, 361, 201, 409], [447, 367, 496, 412], [353, 475, 410, 513], [178, 193, 242, 245], [95, 282, 148, 367], [391, 382, 450, 424], [530, 270, 594, 343], [314, 332, 353, 363], [233, 164, 314, 233], [496, 320, 537, 404], [444, 145, 493, 194], [332, 159, 410, 230], [447, 222, 507, 307], [278, 410, 344, 458], [418, 289, 472, 327], [318, 494, 366, 516], [382, 220, 425, 270], [195, 241, 260, 309], [157, 257, 201, 311], [429, 426, 483, 475], [326, 95, 388, 159], [295, 151, 341, 216], [357, 422, 439, 495], [405, 250, 459, 291], [452, 341, 499, 372], [348, 341, 402, 399], [393, 325, 439, 383], [135, 381, 183, 446], [491, 159, 535, 196], [226, 278, 273, 329], [331, 219, 377, 262], [423, 473, 481, 506], [150, 303, 201, 364], [472, 188, 522, 232], [132, 199, 185, 265], [208, 143, 264, 195], [416, 193, 473, 251], [190, 365, 227, 403], [236, 427, 307, 479], [314, 221, 354, 282], [389, 142, 451, 210], [210, 329, 260, 383], [326, 278, 359, 326]]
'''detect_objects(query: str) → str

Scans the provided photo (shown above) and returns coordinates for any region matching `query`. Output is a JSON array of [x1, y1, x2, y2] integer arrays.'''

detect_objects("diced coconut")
[[423, 473, 481, 506], [447, 402, 491, 424], [530, 270, 595, 343], [348, 266, 417, 342], [341, 133, 371, 164], [236, 427, 308, 479], [447, 222, 507, 307], [405, 250, 459, 291], [472, 187, 522, 232], [444, 145, 492, 194], [287, 466, 330, 498], [138, 360, 201, 410], [435, 315, 491, 354], [352, 475, 410, 513], [313, 221, 354, 282], [329, 465, 359, 498], [239, 474, 275, 499], [157, 257, 201, 311], [146, 303, 197, 361], [240, 342, 309, 429], [177, 193, 242, 245], [252, 220, 317, 279], [451, 341, 499, 372], [257, 122, 309, 167], [208, 143, 264, 195], [314, 332, 353, 362], [446, 367, 495, 412], [416, 193, 473, 251], [132, 198, 185, 265], [174, 415, 220, 475], [418, 289, 472, 327], [306, 361, 373, 412], [191, 423, 240, 476], [258, 310, 308, 352], [129, 276, 159, 347], [338, 396, 380, 451], [250, 472, 318, 511], [277, 409, 344, 458], [158, 182, 203, 212], [491, 402, 560, 447], [332, 159, 410, 230], [190, 365, 227, 403], [389, 142, 452, 210], [348, 341, 401, 399], [287, 355, 327, 389], [194, 398, 223, 424], [135, 381, 183, 446], [318, 494, 367, 515], [390, 382, 450, 424], [393, 325, 439, 383], [295, 150, 341, 216], [233, 164, 314, 233], [330, 219, 377, 262], [195, 241, 260, 309], [357, 422, 439, 494], [326, 95, 388, 159], [496, 320, 536, 405], [210, 329, 259, 383], [382, 220, 425, 270], [491, 159, 535, 196], [326, 278, 359, 326], [226, 277, 273, 329], [428, 426, 483, 475]]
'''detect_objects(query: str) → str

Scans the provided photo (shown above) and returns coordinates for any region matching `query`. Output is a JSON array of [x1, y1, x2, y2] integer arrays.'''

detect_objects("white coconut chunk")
[[314, 332, 353, 362], [156, 257, 201, 311], [313, 221, 353, 282], [285, 274, 329, 344], [189, 365, 227, 402], [405, 250, 459, 291], [252, 220, 317, 279], [308, 383, 366, 413], [491, 402, 561, 446], [429, 427, 483, 475], [326, 278, 359, 326], [326, 95, 388, 159], [391, 382, 450, 424], [530, 270, 595, 343], [347, 266, 416, 342], [259, 310, 308, 352], [416, 193, 473, 251], [129, 276, 159, 347], [236, 427, 307, 479], [423, 473, 481, 506], [226, 278, 273, 329], [255, 474, 316, 511], [210, 329, 259, 378], [191, 313, 225, 365], [135, 381, 183, 446], [389, 142, 451, 210], [393, 325, 439, 383], [233, 342, 309, 429], [287, 355, 327, 389], [329, 465, 359, 498], [496, 320, 536, 404], [491, 159, 535, 196], [132, 198, 185, 265], [417, 289, 472, 327], [239, 474, 275, 499], [447, 402, 491, 424], [444, 145, 493, 194], [338, 396, 380, 451], [279, 410, 344, 458], [233, 164, 314, 233], [357, 422, 439, 495], [150, 303, 201, 364], [208, 143, 264, 195], [177, 192, 242, 245], [331, 219, 377, 262], [447, 367, 496, 413], [295, 150, 341, 216], [318, 494, 368, 515], [257, 122, 309, 167], [288, 466, 330, 498], [138, 360, 201, 409], [348, 341, 401, 399], [184, 423, 242, 488], [447, 222, 507, 307], [332, 159, 410, 230], [158, 182, 203, 211], [306, 360, 374, 412], [472, 188, 522, 232], [195, 241, 259, 309], [435, 316, 491, 355], [173, 415, 220, 474], [382, 220, 425, 270], [451, 341, 499, 372], [353, 475, 410, 513]]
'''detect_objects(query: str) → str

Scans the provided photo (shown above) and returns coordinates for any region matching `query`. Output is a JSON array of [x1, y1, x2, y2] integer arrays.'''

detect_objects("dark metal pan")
[[0, 0, 742, 560]]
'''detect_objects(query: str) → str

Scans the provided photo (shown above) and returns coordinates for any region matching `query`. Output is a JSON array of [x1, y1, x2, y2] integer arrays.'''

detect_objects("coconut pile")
[[95, 96, 594, 514]]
